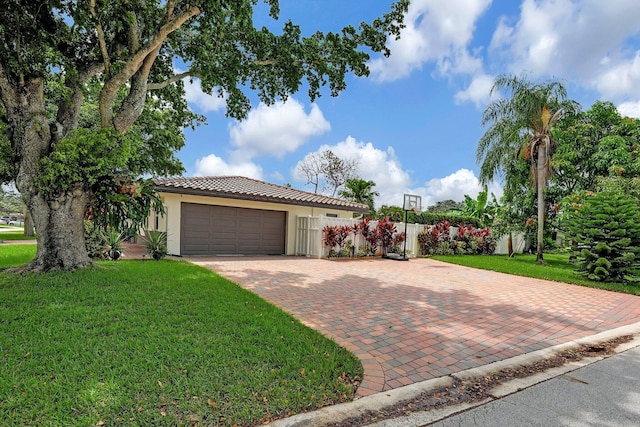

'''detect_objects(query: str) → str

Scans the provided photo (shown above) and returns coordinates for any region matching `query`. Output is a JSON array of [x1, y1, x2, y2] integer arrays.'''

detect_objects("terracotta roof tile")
[[154, 176, 370, 213]]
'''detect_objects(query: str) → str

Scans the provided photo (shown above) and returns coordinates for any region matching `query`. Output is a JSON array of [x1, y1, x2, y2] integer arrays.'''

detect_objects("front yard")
[[0, 245, 362, 426], [431, 253, 640, 295]]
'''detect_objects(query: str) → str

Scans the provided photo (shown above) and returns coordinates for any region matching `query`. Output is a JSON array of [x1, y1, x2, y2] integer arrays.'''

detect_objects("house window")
[[326, 213, 338, 218]]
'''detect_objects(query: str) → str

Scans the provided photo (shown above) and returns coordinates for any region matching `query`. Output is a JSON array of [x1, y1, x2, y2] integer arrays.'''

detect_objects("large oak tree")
[[0, 0, 408, 271]]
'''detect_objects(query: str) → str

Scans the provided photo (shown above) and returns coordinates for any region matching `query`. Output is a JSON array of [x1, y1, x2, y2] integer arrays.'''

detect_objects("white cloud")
[[594, 51, 640, 100], [293, 136, 412, 207], [408, 168, 501, 209], [490, 0, 640, 101], [194, 154, 263, 179], [229, 99, 330, 161], [618, 101, 640, 119], [183, 77, 227, 113], [369, 0, 492, 81], [424, 168, 482, 201], [454, 73, 495, 106], [293, 138, 504, 210]]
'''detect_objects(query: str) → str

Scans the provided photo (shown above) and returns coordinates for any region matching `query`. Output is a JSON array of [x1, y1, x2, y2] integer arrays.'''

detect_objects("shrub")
[[376, 217, 397, 255], [324, 218, 405, 258], [322, 225, 339, 256], [322, 225, 354, 257], [564, 191, 640, 283], [454, 224, 496, 255], [335, 225, 352, 253], [417, 221, 496, 256], [434, 241, 455, 255], [391, 232, 406, 254], [417, 220, 451, 255], [83, 220, 108, 259], [417, 230, 432, 255], [416, 212, 482, 228], [106, 229, 124, 260], [143, 230, 168, 260]]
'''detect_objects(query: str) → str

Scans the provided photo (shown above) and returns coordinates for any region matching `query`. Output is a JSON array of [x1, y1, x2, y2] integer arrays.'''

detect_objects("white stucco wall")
[[158, 192, 356, 256]]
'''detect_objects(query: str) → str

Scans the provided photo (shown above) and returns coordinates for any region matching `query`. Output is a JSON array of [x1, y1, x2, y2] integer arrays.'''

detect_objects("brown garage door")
[[180, 203, 286, 255]]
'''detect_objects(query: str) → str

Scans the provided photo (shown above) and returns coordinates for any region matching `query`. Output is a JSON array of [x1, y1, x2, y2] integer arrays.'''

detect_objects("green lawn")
[[431, 253, 640, 295], [0, 229, 35, 241], [0, 244, 37, 269], [0, 245, 362, 426]]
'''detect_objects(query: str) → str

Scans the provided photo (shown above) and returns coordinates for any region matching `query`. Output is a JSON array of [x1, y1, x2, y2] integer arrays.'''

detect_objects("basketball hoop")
[[403, 194, 422, 213], [399, 194, 422, 260]]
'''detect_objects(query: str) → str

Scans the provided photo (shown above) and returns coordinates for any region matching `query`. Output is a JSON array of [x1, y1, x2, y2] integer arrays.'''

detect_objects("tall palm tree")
[[339, 178, 379, 214], [477, 74, 580, 263]]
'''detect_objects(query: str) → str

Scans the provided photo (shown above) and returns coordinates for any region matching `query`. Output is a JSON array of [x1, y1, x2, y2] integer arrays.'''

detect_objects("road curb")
[[269, 377, 453, 427], [268, 322, 640, 427]]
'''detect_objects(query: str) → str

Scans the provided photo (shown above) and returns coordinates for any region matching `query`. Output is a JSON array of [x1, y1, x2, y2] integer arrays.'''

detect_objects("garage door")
[[180, 203, 286, 255]]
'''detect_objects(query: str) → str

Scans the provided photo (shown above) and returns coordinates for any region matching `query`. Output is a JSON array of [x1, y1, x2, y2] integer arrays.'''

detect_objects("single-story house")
[[151, 176, 369, 256]]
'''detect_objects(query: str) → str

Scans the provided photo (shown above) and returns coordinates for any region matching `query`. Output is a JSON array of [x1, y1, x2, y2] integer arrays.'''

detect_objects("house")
[[152, 176, 369, 256]]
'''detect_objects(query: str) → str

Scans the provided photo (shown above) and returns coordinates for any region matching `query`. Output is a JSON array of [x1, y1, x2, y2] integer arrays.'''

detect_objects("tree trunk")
[[507, 231, 514, 258], [9, 77, 92, 272], [23, 209, 35, 237], [536, 141, 547, 264], [20, 189, 92, 272]]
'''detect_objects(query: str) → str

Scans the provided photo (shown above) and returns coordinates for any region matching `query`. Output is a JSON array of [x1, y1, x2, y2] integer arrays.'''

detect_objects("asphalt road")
[[427, 345, 640, 427]]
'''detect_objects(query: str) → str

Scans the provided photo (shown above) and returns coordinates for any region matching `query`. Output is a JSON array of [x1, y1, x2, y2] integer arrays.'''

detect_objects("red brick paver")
[[187, 256, 640, 397]]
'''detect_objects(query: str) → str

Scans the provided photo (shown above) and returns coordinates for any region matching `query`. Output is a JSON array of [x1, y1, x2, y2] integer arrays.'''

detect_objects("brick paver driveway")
[[187, 256, 640, 397]]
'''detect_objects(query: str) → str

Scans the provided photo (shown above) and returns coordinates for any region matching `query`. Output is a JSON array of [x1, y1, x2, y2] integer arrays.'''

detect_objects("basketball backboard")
[[403, 194, 422, 212]]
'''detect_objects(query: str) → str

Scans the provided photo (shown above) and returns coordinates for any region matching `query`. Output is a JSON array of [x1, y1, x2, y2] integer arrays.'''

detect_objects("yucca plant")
[[106, 229, 124, 260], [143, 230, 167, 260]]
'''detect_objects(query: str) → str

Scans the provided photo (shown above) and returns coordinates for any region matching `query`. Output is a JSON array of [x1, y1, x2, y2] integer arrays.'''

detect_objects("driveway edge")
[[268, 322, 640, 427]]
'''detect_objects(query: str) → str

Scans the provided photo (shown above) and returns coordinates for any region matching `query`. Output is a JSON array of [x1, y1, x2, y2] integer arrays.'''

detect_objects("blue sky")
[[177, 0, 640, 209]]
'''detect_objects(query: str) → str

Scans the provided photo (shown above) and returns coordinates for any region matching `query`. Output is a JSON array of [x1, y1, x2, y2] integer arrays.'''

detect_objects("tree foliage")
[[339, 178, 379, 213], [426, 199, 465, 213], [564, 191, 640, 283], [477, 74, 580, 263], [296, 150, 359, 196], [552, 101, 640, 198], [0, 0, 409, 271], [0, 188, 22, 215], [451, 186, 498, 227]]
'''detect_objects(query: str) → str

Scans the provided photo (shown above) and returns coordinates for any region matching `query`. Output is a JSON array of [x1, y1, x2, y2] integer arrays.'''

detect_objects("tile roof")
[[154, 176, 370, 213]]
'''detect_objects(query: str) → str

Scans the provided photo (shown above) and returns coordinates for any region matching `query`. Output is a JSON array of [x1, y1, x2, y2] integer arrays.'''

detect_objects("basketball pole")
[[403, 209, 408, 260]]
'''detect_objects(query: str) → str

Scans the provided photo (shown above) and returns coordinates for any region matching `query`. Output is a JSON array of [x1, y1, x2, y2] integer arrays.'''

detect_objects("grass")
[[431, 253, 640, 295], [0, 245, 362, 426], [0, 229, 35, 241], [0, 244, 37, 269]]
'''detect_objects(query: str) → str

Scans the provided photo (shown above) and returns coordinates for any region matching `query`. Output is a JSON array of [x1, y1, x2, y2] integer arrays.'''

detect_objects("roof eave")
[[156, 185, 370, 213]]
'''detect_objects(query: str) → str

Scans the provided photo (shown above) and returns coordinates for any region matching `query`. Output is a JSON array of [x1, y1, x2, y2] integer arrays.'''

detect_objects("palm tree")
[[477, 74, 580, 263], [339, 178, 379, 214]]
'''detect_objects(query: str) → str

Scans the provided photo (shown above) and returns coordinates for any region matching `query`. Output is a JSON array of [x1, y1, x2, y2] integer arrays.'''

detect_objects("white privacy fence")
[[295, 216, 425, 258], [295, 216, 524, 258]]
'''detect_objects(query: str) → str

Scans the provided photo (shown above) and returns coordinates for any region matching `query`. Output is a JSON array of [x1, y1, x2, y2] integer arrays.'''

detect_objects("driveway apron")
[[187, 256, 640, 397]]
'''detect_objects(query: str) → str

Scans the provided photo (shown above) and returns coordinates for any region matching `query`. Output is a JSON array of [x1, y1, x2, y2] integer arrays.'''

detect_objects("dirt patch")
[[325, 335, 633, 427]]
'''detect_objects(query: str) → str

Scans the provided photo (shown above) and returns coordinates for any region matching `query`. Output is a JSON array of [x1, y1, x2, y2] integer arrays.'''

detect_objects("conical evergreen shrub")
[[564, 191, 640, 283]]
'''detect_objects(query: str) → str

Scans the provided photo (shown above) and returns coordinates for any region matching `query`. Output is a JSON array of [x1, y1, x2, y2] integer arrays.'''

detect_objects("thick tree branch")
[[0, 62, 19, 111], [55, 62, 105, 140], [166, 0, 175, 22], [99, 5, 201, 129], [148, 71, 200, 90], [89, 0, 111, 77], [113, 44, 162, 132], [253, 59, 278, 66]]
